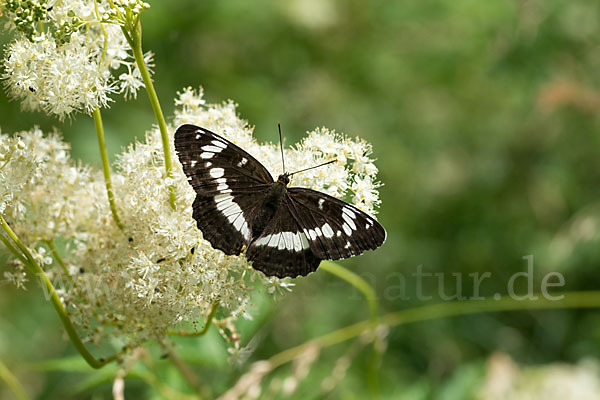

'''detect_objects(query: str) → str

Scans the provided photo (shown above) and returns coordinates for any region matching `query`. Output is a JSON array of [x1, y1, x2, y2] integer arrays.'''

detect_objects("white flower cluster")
[[1, 0, 149, 118], [479, 353, 600, 400], [0, 88, 383, 347], [0, 127, 91, 240]]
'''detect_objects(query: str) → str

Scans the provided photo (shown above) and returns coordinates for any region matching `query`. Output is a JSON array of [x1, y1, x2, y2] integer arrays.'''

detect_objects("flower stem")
[[320, 261, 380, 398], [44, 239, 72, 281], [162, 341, 206, 396], [92, 108, 124, 230], [123, 23, 176, 210], [265, 291, 600, 372], [0, 215, 123, 369], [0, 233, 30, 268], [0, 361, 29, 400], [320, 261, 378, 324], [168, 304, 218, 337]]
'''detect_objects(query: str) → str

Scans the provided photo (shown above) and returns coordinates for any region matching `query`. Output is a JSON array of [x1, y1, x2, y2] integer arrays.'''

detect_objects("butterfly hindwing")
[[286, 187, 386, 260], [174, 124, 273, 255], [247, 196, 320, 278]]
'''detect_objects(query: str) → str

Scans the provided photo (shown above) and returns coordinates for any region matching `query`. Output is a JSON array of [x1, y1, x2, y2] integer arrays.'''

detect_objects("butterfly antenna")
[[278, 121, 286, 174], [289, 159, 337, 176]]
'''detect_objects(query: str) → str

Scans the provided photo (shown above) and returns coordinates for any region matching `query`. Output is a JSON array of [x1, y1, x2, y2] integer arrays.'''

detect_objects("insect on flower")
[[175, 123, 386, 278]]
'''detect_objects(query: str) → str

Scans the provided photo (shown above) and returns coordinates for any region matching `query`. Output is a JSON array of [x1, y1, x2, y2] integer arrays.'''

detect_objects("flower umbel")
[[0, 0, 150, 118], [0, 87, 383, 350]]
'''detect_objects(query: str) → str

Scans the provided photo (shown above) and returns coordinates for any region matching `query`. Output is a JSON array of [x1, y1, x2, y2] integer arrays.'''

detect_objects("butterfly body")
[[252, 176, 288, 237], [175, 124, 386, 278]]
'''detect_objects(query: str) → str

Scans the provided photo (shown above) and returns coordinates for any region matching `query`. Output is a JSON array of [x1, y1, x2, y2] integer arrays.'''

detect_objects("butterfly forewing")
[[174, 124, 273, 255], [247, 196, 320, 278], [286, 187, 386, 260]]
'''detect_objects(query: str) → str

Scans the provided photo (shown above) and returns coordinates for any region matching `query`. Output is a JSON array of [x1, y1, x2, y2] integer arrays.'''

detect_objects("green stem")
[[162, 341, 205, 396], [123, 23, 176, 210], [0, 360, 29, 400], [92, 108, 124, 230], [93, 0, 109, 65], [44, 239, 72, 280], [168, 304, 218, 337], [320, 261, 378, 324], [0, 233, 30, 268], [266, 291, 600, 371], [320, 261, 380, 397], [0, 215, 122, 369]]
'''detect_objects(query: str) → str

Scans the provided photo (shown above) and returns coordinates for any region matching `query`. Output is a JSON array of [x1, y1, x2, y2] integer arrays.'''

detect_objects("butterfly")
[[174, 124, 386, 278]]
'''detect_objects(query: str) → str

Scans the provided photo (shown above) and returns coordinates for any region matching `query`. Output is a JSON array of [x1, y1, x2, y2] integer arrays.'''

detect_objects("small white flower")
[[1, 1, 149, 118]]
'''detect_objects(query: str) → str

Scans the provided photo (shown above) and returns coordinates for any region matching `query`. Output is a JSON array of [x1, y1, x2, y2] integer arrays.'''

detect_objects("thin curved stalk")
[[93, 108, 124, 229], [0, 233, 30, 267], [122, 22, 176, 210], [265, 290, 600, 372], [44, 239, 72, 281], [168, 304, 218, 337], [161, 341, 206, 396], [320, 261, 378, 324], [0, 360, 29, 400], [320, 261, 380, 397], [0, 215, 123, 369]]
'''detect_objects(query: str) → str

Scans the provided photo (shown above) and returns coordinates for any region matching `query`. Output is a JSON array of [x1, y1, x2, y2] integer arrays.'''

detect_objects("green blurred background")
[[2, 0, 600, 398]]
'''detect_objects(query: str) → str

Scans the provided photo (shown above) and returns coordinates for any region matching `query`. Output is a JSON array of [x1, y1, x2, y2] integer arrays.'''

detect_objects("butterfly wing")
[[175, 124, 274, 255], [286, 187, 386, 260], [247, 195, 320, 278]]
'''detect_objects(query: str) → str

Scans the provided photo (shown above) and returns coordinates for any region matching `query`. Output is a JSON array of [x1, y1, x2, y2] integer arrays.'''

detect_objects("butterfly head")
[[277, 173, 291, 186]]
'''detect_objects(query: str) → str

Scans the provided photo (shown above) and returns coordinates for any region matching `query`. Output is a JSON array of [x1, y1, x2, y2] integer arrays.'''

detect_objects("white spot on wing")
[[212, 140, 227, 149], [255, 236, 270, 246], [285, 232, 296, 250], [202, 145, 223, 153], [343, 223, 352, 236], [237, 157, 248, 167], [213, 193, 250, 240], [318, 198, 325, 210], [309, 229, 317, 241], [214, 194, 232, 204], [343, 207, 357, 219], [205, 162, 212, 167], [201, 152, 214, 159], [195, 134, 201, 139], [292, 233, 302, 251], [343, 213, 357, 230], [210, 168, 224, 178], [190, 160, 197, 167], [268, 234, 280, 247], [233, 214, 245, 231], [322, 223, 334, 238], [299, 232, 310, 249], [258, 232, 311, 251], [227, 211, 241, 223], [216, 177, 229, 192], [222, 204, 241, 217], [278, 237, 286, 250], [241, 223, 250, 241]]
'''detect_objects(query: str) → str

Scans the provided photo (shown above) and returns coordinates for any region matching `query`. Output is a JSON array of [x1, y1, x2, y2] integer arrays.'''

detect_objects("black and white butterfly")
[[174, 124, 386, 278]]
